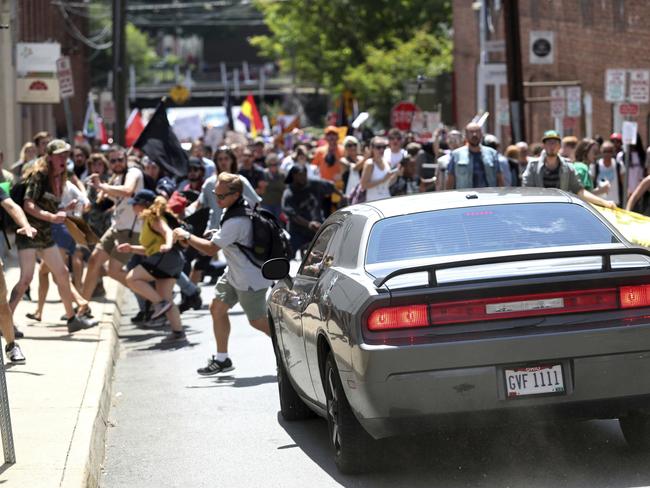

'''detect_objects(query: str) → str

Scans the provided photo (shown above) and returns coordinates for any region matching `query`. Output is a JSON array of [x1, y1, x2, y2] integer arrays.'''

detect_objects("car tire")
[[620, 412, 650, 452], [325, 352, 375, 474], [271, 327, 314, 421]]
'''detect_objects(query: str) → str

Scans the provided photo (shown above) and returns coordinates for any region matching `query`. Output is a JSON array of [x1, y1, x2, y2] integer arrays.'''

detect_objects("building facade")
[[453, 0, 650, 145]]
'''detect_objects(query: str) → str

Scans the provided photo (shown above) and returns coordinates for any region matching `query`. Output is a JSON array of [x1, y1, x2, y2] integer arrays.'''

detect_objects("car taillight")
[[367, 305, 429, 331], [430, 289, 619, 325], [620, 284, 650, 308]]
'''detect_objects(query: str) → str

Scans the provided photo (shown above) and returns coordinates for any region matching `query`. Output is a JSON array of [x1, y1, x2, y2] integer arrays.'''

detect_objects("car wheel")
[[325, 352, 375, 474], [620, 412, 650, 451], [271, 327, 314, 421]]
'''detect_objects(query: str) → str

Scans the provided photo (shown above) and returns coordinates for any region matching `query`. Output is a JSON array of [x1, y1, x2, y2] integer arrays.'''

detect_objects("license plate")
[[504, 364, 565, 398]]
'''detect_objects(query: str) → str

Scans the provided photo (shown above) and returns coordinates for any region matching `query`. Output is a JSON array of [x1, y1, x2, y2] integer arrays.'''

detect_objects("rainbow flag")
[[237, 94, 263, 137]]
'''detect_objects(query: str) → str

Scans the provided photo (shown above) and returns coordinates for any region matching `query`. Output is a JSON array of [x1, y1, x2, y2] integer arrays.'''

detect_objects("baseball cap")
[[541, 130, 562, 142], [128, 189, 157, 206], [188, 157, 204, 169], [155, 177, 176, 199], [610, 132, 622, 141], [46, 139, 71, 155], [324, 125, 339, 136]]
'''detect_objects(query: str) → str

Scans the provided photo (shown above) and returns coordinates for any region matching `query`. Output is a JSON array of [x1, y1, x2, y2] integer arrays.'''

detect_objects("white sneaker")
[[5, 342, 25, 363]]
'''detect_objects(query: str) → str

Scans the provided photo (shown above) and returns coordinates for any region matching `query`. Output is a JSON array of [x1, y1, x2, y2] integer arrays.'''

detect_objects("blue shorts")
[[52, 223, 76, 255]]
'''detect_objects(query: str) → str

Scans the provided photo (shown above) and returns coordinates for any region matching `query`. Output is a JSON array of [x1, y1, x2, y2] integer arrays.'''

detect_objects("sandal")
[[26, 312, 41, 322]]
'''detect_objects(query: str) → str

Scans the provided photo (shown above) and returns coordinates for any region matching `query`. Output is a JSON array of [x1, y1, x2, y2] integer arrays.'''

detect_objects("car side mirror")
[[262, 258, 291, 281]]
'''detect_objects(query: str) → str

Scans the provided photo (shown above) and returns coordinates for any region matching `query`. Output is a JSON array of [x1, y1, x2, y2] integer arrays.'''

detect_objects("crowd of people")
[[0, 121, 647, 372]]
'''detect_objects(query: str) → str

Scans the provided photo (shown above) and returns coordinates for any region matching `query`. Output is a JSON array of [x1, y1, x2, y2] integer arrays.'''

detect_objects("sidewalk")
[[0, 250, 124, 488]]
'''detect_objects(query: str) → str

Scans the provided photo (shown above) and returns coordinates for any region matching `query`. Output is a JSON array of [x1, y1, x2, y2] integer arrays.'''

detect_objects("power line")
[[56, 2, 112, 50]]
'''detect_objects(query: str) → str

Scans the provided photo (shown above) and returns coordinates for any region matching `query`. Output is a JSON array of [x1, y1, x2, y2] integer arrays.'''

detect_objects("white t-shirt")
[[112, 167, 144, 232], [61, 181, 89, 217], [383, 148, 407, 169], [210, 216, 273, 291], [595, 159, 624, 205]]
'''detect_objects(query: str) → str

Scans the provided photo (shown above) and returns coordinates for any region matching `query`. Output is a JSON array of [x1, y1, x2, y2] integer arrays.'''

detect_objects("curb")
[[59, 284, 126, 488]]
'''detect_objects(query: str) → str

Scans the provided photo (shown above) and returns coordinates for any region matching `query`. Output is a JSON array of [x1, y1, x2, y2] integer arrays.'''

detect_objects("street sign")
[[622, 120, 638, 145], [629, 70, 650, 104], [99, 91, 115, 125], [390, 101, 421, 131], [16, 77, 60, 104], [619, 103, 640, 116], [497, 99, 510, 126], [169, 85, 190, 105], [56, 57, 74, 99], [529, 31, 554, 65], [485, 40, 505, 53], [550, 88, 565, 118], [566, 86, 582, 117], [605, 69, 627, 103], [478, 63, 507, 85]]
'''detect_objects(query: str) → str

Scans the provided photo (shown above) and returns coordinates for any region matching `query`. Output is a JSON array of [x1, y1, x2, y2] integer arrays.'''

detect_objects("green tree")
[[251, 0, 452, 124]]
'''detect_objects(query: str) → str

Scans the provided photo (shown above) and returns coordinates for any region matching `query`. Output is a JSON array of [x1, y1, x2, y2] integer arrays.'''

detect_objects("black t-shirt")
[[542, 164, 561, 189], [281, 180, 334, 236]]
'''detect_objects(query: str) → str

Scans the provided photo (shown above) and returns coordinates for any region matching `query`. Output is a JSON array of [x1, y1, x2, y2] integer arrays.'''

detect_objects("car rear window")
[[366, 203, 618, 265]]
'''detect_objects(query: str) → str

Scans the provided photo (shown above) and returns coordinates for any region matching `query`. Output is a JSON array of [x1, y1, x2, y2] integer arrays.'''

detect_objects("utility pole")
[[503, 0, 526, 144], [112, 0, 126, 146]]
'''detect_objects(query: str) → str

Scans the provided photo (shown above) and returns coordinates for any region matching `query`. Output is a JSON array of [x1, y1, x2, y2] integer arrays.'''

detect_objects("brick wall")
[[453, 0, 650, 145]]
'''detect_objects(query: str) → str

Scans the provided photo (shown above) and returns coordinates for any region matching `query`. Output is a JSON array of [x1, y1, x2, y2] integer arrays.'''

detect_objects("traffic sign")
[[550, 88, 565, 118], [169, 84, 190, 105], [619, 103, 640, 116], [566, 86, 581, 117], [629, 70, 650, 104], [390, 101, 421, 131], [605, 69, 626, 103], [56, 56, 74, 99]]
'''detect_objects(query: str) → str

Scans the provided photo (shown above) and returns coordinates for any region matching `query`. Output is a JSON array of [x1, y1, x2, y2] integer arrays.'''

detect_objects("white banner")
[[16, 42, 60, 73]]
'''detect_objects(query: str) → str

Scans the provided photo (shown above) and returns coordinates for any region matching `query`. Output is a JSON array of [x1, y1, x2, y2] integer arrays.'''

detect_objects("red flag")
[[125, 109, 145, 147], [97, 117, 108, 145]]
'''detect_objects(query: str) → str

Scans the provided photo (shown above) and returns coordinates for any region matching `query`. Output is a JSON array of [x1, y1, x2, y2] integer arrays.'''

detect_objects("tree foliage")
[[251, 0, 452, 124]]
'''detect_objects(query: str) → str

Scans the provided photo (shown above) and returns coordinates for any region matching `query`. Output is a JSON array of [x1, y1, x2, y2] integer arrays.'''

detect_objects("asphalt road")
[[102, 285, 650, 488]]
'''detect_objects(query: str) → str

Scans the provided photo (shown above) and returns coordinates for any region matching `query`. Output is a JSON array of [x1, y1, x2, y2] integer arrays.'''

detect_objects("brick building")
[[453, 0, 650, 145], [0, 0, 90, 163]]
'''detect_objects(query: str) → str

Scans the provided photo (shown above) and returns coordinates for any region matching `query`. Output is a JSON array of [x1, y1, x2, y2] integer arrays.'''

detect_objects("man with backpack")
[[172, 172, 275, 375]]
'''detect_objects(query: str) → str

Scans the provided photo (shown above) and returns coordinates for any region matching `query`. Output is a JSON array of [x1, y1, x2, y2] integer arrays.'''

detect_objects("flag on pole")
[[125, 109, 145, 147], [97, 117, 108, 145], [133, 100, 189, 177], [237, 94, 263, 137], [82, 94, 99, 139]]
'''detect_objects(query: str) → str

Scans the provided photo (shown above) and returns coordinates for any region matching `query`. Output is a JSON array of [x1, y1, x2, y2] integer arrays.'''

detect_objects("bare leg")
[[155, 279, 182, 332], [106, 258, 128, 287], [72, 248, 84, 290], [249, 316, 271, 336], [210, 299, 231, 354], [33, 261, 49, 319], [40, 247, 76, 319], [125, 265, 162, 304], [9, 249, 36, 313], [81, 247, 109, 300]]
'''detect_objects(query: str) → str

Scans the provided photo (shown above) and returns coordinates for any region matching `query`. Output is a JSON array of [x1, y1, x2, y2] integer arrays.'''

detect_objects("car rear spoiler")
[[373, 246, 650, 288]]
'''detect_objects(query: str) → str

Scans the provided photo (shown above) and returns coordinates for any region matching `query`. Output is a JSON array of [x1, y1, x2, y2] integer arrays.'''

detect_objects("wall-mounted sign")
[[530, 31, 554, 65], [16, 77, 61, 104]]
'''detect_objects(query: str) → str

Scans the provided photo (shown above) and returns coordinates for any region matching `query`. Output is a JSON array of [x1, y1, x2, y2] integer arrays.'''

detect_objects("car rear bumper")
[[346, 325, 650, 439]]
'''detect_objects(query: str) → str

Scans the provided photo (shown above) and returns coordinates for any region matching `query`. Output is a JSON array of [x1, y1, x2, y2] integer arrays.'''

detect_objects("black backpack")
[[221, 200, 292, 267]]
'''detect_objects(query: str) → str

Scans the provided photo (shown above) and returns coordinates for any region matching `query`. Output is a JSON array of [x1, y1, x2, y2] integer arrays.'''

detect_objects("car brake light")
[[367, 305, 429, 331], [620, 284, 650, 308], [429, 288, 619, 325]]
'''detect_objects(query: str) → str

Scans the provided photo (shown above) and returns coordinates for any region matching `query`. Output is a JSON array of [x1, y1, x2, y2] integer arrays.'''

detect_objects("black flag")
[[224, 86, 234, 131], [133, 100, 189, 177]]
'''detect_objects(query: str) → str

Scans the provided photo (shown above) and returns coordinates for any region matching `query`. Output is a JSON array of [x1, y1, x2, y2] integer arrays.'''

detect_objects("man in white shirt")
[[82, 146, 144, 300], [173, 172, 272, 375], [383, 128, 407, 169]]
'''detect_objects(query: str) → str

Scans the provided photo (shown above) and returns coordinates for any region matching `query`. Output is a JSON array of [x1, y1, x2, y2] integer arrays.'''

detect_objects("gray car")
[[262, 188, 650, 473]]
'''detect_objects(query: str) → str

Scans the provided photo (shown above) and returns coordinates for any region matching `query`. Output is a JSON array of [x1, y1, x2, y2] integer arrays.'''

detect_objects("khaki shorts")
[[214, 274, 268, 321], [0, 260, 7, 305], [97, 228, 141, 265]]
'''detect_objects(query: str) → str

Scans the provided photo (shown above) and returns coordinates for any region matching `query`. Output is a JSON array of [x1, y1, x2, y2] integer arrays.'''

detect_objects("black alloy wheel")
[[324, 352, 375, 474]]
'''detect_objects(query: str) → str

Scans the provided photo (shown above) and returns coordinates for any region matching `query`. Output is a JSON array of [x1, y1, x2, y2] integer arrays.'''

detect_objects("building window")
[[580, 0, 593, 27], [613, 0, 626, 32]]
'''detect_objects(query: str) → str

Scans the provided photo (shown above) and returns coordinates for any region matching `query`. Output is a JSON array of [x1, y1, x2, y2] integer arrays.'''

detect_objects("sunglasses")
[[389, 136, 402, 141], [110, 157, 125, 163], [373, 145, 387, 150], [215, 190, 236, 200]]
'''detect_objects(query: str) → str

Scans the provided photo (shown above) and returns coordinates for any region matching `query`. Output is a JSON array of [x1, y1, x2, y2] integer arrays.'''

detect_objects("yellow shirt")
[[139, 216, 166, 256]]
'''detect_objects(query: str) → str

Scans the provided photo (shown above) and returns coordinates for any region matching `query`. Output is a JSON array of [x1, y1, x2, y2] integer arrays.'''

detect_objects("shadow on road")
[[278, 413, 650, 487], [185, 374, 277, 389]]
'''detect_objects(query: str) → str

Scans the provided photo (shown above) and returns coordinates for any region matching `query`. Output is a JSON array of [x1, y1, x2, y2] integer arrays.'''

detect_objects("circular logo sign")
[[169, 85, 190, 105], [532, 39, 552, 58]]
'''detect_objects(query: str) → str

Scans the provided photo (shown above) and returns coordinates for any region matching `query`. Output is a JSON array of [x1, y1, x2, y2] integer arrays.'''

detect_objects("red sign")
[[391, 101, 421, 131], [619, 103, 639, 116]]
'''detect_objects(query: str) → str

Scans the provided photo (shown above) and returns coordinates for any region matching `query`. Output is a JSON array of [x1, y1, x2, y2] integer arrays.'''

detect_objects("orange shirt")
[[313, 144, 344, 182]]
